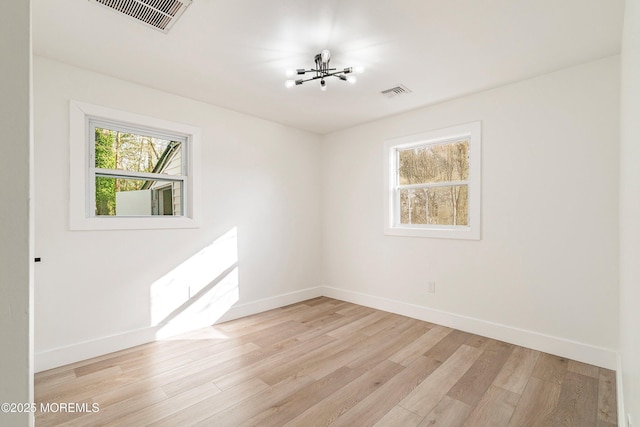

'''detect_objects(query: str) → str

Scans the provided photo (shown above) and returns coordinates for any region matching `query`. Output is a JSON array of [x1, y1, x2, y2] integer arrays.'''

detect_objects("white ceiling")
[[32, 0, 625, 134]]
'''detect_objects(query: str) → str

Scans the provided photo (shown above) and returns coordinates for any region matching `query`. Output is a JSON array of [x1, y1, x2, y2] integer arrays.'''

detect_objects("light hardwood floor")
[[34, 297, 617, 426]]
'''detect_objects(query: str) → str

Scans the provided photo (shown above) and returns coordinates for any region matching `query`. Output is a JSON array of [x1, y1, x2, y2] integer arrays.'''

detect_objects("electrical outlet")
[[427, 281, 436, 293]]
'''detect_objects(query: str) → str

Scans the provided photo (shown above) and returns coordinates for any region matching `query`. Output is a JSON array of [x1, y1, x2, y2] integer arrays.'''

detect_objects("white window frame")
[[384, 121, 481, 240], [70, 101, 201, 230]]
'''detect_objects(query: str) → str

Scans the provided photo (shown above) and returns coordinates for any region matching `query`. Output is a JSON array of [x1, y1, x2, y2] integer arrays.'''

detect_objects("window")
[[91, 120, 186, 217], [70, 101, 201, 230], [384, 122, 481, 239]]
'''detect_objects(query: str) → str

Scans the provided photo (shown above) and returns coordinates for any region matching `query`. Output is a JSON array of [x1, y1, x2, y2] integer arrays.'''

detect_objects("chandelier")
[[285, 50, 363, 91]]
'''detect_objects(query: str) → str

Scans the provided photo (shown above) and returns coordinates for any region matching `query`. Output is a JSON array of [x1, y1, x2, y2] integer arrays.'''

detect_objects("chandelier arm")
[[296, 75, 326, 84], [317, 71, 346, 79], [320, 70, 349, 79], [298, 68, 338, 75], [296, 71, 349, 84]]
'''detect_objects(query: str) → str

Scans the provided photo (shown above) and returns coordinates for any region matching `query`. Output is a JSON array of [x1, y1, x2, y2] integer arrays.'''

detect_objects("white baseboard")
[[35, 326, 160, 373], [217, 287, 324, 323], [35, 286, 324, 372], [36, 285, 617, 373], [617, 355, 626, 427], [321, 286, 618, 370]]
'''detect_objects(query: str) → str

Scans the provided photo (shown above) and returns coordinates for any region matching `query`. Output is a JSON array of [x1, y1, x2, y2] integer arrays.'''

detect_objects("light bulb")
[[320, 49, 331, 64], [320, 80, 327, 91], [354, 66, 365, 74], [347, 75, 357, 84], [285, 69, 295, 77], [285, 80, 295, 88]]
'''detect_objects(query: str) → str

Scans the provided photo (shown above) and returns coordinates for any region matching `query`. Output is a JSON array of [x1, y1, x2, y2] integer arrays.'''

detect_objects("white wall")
[[0, 1, 34, 426], [34, 57, 322, 370], [321, 57, 620, 367], [620, 0, 640, 423]]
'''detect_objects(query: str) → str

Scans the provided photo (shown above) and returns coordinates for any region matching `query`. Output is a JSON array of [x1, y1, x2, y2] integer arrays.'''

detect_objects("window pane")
[[400, 185, 468, 226], [398, 140, 469, 185], [400, 188, 428, 224], [427, 185, 468, 225], [95, 176, 183, 216], [94, 127, 183, 176]]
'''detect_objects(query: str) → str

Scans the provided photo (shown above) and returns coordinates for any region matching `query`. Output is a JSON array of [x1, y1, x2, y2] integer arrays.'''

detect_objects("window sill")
[[384, 225, 480, 240], [69, 215, 200, 231]]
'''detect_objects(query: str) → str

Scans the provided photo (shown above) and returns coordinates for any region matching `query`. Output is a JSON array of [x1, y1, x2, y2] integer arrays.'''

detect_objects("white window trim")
[[69, 100, 202, 230], [384, 121, 481, 240]]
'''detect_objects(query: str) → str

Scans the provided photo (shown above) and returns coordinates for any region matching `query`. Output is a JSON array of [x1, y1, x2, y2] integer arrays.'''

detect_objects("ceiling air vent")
[[89, 0, 192, 34], [381, 84, 412, 98]]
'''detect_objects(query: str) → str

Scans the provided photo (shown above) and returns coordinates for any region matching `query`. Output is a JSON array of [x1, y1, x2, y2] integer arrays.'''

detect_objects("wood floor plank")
[[598, 368, 617, 425], [215, 303, 310, 333], [157, 347, 273, 396], [447, 339, 514, 407], [102, 380, 221, 426], [374, 406, 424, 427], [194, 375, 316, 427], [334, 302, 376, 317], [60, 387, 168, 427], [568, 360, 600, 379], [72, 338, 215, 378], [237, 366, 364, 427], [210, 333, 336, 390], [153, 343, 260, 397], [109, 342, 257, 401], [39, 338, 189, 379], [346, 321, 431, 370], [34, 298, 617, 427], [326, 310, 389, 338], [462, 385, 520, 427], [531, 352, 569, 385], [424, 329, 473, 362], [248, 319, 313, 348], [292, 309, 365, 342], [331, 355, 441, 427], [148, 378, 268, 427], [399, 344, 482, 417], [304, 296, 334, 306], [260, 317, 419, 386], [295, 305, 348, 326], [255, 332, 370, 386], [221, 305, 316, 337], [551, 371, 598, 427], [289, 301, 348, 324], [359, 312, 408, 336], [36, 366, 125, 403], [419, 395, 472, 427], [507, 376, 562, 427], [493, 346, 541, 395], [465, 333, 493, 349], [33, 366, 76, 386], [388, 324, 452, 366], [283, 360, 404, 426]]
